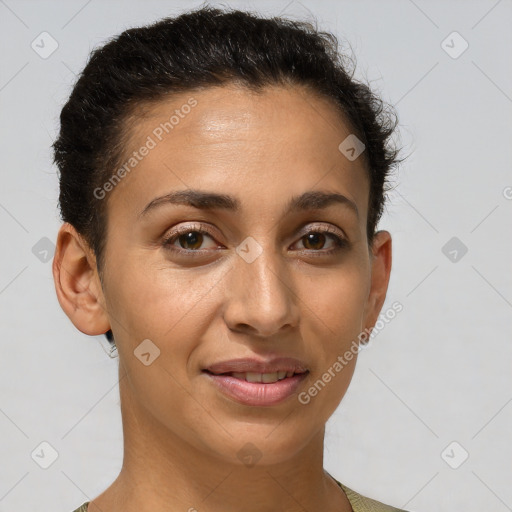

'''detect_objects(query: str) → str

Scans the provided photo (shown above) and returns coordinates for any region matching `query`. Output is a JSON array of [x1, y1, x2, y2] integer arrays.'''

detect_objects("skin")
[[53, 83, 392, 512]]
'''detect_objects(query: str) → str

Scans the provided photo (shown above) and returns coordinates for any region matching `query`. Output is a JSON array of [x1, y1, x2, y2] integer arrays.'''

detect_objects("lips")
[[203, 357, 309, 406], [204, 356, 309, 375]]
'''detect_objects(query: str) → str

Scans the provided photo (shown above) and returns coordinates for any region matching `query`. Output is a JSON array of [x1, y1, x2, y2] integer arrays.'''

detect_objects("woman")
[[52, 5, 405, 511]]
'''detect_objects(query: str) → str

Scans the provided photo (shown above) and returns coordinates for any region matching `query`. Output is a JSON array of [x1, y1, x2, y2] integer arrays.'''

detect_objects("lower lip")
[[204, 371, 308, 406]]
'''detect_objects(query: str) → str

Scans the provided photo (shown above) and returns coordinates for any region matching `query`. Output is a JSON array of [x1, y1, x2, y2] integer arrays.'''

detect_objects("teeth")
[[229, 371, 293, 383], [247, 372, 263, 383]]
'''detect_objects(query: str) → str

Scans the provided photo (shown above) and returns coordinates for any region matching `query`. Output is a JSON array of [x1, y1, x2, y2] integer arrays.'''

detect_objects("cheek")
[[304, 265, 369, 384], [104, 252, 227, 343], [120, 353, 227, 455], [109, 264, 227, 446], [104, 257, 223, 406], [287, 263, 369, 418], [301, 262, 369, 342]]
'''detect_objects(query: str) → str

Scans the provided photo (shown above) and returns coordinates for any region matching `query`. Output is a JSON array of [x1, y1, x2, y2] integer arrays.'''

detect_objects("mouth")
[[202, 358, 309, 406], [203, 369, 306, 383]]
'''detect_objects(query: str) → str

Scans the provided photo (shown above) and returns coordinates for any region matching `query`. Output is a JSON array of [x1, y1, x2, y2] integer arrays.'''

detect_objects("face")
[[64, 83, 391, 466]]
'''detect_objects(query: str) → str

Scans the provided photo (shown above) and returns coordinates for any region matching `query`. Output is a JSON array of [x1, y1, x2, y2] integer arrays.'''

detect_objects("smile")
[[203, 369, 309, 406]]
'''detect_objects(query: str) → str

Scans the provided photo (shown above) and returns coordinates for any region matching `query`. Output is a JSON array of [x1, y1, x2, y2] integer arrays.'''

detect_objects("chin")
[[201, 422, 317, 468]]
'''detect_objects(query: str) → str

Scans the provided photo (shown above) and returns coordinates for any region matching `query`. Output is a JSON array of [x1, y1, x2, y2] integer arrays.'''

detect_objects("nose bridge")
[[223, 236, 298, 336]]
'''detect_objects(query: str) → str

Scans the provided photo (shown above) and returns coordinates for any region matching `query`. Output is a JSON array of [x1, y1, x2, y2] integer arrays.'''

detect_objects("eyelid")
[[162, 222, 220, 248], [296, 222, 346, 240]]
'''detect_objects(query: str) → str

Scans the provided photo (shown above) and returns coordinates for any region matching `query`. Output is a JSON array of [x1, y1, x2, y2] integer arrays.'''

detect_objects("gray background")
[[1, 0, 511, 511]]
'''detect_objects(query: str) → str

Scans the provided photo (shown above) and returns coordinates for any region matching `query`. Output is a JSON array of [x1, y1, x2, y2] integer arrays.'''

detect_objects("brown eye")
[[294, 228, 347, 253], [302, 232, 328, 250], [176, 231, 204, 250], [163, 224, 220, 255]]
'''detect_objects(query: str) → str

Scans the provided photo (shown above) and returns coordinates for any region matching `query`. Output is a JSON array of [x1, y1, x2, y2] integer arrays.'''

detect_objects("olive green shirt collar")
[[72, 481, 407, 512]]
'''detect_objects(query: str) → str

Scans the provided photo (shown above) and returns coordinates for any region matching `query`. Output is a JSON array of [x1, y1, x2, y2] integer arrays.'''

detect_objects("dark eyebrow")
[[138, 189, 358, 219]]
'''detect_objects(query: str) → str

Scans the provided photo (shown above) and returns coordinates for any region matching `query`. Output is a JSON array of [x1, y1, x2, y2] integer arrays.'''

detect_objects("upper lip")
[[204, 357, 309, 375]]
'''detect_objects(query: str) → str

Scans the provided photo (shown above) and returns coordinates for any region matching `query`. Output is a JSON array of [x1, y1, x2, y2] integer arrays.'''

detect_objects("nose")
[[222, 242, 300, 338]]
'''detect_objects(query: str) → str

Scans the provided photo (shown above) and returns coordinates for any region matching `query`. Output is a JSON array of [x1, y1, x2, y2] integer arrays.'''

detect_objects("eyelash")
[[162, 222, 348, 257]]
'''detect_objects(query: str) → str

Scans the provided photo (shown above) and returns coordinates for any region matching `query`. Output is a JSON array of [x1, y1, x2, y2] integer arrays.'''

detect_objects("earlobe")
[[363, 230, 392, 333], [52, 223, 111, 336]]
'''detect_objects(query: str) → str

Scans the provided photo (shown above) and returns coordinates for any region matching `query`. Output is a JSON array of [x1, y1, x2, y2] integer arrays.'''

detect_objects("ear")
[[362, 230, 392, 335], [52, 223, 111, 336]]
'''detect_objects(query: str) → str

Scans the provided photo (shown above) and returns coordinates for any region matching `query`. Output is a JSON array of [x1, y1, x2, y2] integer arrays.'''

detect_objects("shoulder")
[[71, 503, 89, 512], [336, 481, 409, 512]]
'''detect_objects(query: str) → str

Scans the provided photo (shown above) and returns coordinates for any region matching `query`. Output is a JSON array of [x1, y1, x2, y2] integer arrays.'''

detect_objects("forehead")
[[108, 83, 369, 220]]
